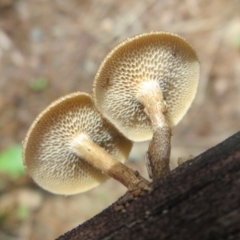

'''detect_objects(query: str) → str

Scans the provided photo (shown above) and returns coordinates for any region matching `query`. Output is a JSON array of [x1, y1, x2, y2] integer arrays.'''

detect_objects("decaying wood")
[[57, 131, 240, 240]]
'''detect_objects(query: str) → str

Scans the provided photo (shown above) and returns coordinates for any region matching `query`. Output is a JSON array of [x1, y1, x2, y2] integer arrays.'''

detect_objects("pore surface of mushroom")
[[93, 32, 199, 141], [93, 32, 199, 179], [23, 92, 148, 195]]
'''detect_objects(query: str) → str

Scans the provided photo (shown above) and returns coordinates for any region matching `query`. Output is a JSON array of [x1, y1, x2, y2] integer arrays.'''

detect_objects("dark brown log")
[[57, 131, 240, 240]]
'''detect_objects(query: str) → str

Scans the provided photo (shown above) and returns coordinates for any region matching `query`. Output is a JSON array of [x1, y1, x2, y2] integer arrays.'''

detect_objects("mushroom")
[[22, 92, 149, 195], [93, 32, 200, 179]]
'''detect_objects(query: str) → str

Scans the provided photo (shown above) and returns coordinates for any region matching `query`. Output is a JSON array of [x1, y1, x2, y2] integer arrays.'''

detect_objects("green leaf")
[[29, 77, 48, 91], [0, 145, 25, 178], [16, 204, 29, 220]]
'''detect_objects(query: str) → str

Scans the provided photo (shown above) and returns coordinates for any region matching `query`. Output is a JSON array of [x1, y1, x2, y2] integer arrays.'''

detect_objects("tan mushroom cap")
[[22, 92, 132, 195], [93, 32, 200, 141]]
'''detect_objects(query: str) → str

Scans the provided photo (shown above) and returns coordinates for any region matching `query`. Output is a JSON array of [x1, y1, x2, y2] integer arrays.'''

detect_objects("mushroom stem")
[[71, 134, 150, 190], [137, 81, 171, 179], [147, 127, 171, 178]]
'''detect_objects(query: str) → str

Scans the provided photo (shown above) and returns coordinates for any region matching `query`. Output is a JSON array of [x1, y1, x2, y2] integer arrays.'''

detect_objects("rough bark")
[[57, 131, 240, 240]]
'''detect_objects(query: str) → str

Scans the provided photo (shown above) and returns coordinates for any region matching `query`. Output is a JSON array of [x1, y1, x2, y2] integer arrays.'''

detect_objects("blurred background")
[[0, 0, 239, 239]]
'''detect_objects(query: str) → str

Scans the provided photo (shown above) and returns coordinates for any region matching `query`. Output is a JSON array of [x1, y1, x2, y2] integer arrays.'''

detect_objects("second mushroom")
[[93, 32, 200, 179], [22, 92, 149, 195]]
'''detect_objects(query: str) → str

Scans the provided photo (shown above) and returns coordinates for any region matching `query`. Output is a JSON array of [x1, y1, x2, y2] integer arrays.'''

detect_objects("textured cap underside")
[[93, 32, 200, 141], [23, 92, 132, 195]]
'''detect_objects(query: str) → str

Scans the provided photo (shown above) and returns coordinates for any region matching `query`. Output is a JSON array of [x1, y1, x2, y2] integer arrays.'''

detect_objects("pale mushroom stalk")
[[72, 133, 149, 190], [137, 81, 171, 178]]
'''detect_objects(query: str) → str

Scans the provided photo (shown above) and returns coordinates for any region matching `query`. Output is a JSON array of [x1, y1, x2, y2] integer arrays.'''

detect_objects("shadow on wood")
[[57, 131, 240, 240]]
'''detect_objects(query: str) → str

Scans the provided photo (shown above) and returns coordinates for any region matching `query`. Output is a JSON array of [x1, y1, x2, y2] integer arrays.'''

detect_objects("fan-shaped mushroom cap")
[[22, 92, 132, 195], [93, 32, 200, 141]]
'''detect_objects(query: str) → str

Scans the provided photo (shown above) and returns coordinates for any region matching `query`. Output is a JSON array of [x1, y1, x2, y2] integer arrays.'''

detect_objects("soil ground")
[[0, 0, 240, 239]]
